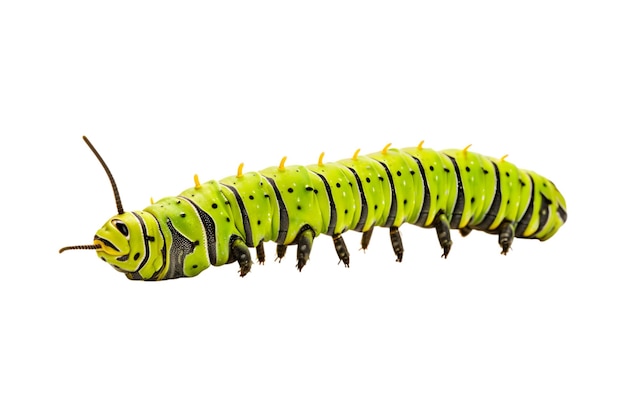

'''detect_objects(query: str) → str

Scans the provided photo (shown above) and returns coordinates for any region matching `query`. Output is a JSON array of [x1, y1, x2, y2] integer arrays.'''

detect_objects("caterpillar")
[[60, 136, 567, 280]]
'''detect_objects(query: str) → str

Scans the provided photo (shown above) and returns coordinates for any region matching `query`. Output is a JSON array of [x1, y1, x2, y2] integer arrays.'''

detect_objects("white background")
[[1, 1, 624, 416]]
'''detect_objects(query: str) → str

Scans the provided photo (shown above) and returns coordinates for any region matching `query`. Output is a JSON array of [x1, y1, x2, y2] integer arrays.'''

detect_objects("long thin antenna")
[[59, 244, 101, 254], [82, 136, 124, 214]]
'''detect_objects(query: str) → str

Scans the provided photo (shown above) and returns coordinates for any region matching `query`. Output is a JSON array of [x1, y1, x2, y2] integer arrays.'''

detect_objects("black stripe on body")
[[347, 167, 368, 232], [165, 218, 197, 278], [557, 205, 567, 223], [475, 161, 502, 231], [131, 212, 151, 273], [180, 197, 218, 265], [447, 156, 465, 229], [223, 184, 254, 247], [515, 175, 535, 237], [376, 161, 398, 228], [263, 176, 289, 245], [313, 172, 338, 235], [412, 157, 431, 227], [536, 193, 552, 237], [146, 211, 168, 280]]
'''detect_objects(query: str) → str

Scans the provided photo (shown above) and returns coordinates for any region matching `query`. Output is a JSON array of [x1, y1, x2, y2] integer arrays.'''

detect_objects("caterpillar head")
[[92, 212, 148, 274], [60, 136, 141, 277]]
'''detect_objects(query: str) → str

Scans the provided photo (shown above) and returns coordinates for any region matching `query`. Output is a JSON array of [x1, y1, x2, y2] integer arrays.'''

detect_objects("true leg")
[[230, 237, 252, 277]]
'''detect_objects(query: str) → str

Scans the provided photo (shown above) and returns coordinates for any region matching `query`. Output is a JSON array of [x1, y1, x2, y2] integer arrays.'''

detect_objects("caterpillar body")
[[60, 137, 567, 280]]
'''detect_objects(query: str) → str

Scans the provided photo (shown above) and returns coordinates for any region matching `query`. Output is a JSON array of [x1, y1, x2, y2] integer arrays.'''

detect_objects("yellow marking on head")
[[318, 152, 325, 167], [194, 174, 201, 189], [382, 143, 392, 154], [93, 239, 121, 256], [352, 149, 361, 160], [500, 154, 509, 162], [237, 163, 244, 178], [150, 197, 154, 205], [279, 156, 287, 171], [417, 140, 424, 150], [462, 144, 472, 154]]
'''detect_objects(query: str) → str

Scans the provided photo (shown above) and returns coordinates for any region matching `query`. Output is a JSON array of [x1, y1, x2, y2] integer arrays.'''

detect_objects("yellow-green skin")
[[93, 145, 567, 280]]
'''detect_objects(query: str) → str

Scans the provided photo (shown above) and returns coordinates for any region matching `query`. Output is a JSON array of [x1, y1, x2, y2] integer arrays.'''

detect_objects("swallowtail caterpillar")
[[60, 137, 567, 280]]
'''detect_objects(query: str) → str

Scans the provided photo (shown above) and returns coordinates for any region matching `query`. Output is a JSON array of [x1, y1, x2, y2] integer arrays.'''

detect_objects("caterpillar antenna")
[[82, 135, 124, 214]]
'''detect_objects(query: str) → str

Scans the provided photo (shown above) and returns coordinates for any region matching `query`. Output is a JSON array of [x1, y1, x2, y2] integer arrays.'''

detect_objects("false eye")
[[113, 220, 129, 237]]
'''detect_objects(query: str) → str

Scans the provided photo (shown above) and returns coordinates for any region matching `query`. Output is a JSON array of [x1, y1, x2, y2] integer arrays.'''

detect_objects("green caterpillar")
[[60, 136, 567, 280]]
